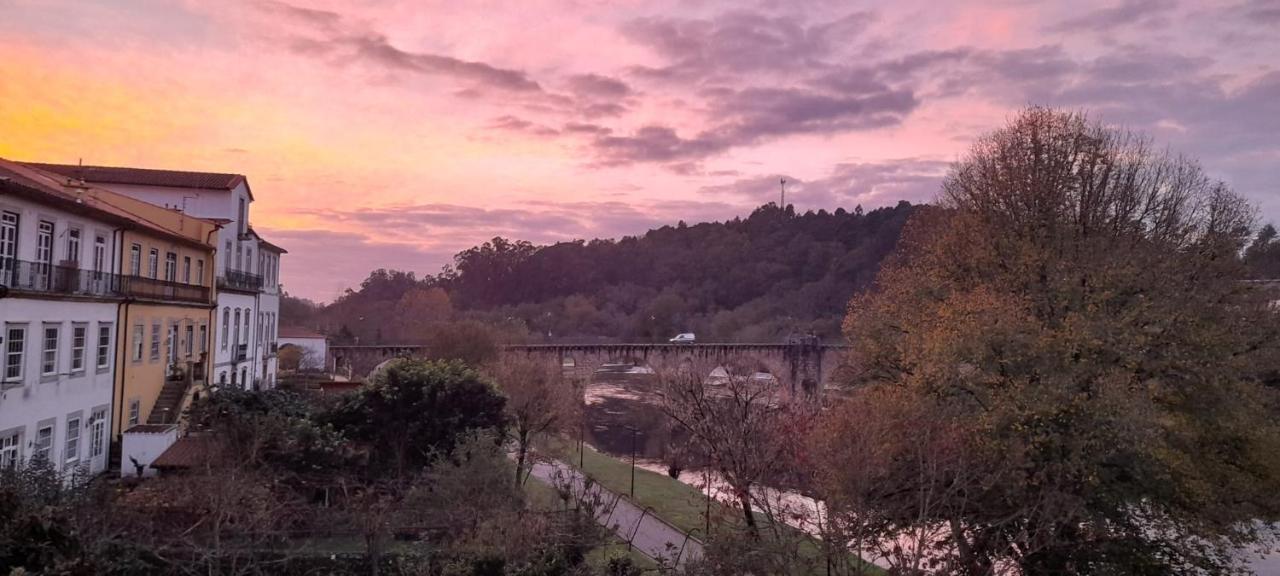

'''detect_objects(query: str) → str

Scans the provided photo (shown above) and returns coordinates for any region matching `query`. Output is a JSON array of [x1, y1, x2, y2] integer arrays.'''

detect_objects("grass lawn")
[[540, 436, 723, 539], [539, 436, 885, 575]]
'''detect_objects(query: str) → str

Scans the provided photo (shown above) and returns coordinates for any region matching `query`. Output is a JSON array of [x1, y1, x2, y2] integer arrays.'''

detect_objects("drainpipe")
[[204, 225, 221, 386], [111, 226, 128, 442]]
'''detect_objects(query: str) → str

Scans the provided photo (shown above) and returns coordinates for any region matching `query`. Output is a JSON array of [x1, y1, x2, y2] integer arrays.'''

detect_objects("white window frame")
[[127, 399, 140, 427], [184, 324, 194, 357], [34, 424, 53, 461], [0, 430, 19, 469], [130, 243, 141, 276], [65, 227, 81, 263], [65, 416, 81, 467], [41, 323, 60, 376], [182, 256, 191, 284], [93, 234, 107, 275], [89, 409, 106, 459], [131, 324, 144, 362], [70, 323, 87, 373], [148, 248, 158, 279], [164, 251, 177, 283], [96, 323, 112, 369], [150, 321, 161, 361], [3, 324, 25, 383]]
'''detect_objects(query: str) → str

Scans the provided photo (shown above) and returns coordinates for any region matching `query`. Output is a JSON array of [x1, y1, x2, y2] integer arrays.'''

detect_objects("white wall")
[[0, 194, 120, 274], [212, 291, 258, 388], [0, 298, 117, 476], [280, 336, 327, 371], [120, 424, 177, 478]]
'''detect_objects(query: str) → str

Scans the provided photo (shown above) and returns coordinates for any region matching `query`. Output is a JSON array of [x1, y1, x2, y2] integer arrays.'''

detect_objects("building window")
[[246, 248, 253, 274], [167, 323, 178, 364], [96, 324, 112, 369], [3, 325, 25, 382], [182, 256, 191, 284], [42, 324, 60, 376], [148, 248, 159, 279], [71, 324, 87, 373], [243, 313, 250, 343], [0, 211, 18, 281], [198, 323, 208, 354], [224, 240, 232, 271], [65, 416, 80, 466], [196, 259, 205, 284], [93, 234, 107, 275], [127, 399, 140, 427], [130, 244, 141, 276], [65, 228, 81, 263], [233, 309, 241, 350], [34, 424, 53, 461], [236, 245, 242, 271], [150, 322, 160, 361], [131, 324, 144, 361], [238, 197, 246, 235], [164, 252, 177, 282], [184, 324, 194, 357], [0, 431, 19, 469], [89, 410, 106, 459], [221, 308, 230, 349], [36, 220, 54, 269]]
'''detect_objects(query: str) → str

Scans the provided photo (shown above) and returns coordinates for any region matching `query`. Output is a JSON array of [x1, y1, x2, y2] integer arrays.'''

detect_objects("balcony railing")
[[0, 258, 120, 298], [120, 275, 210, 304], [235, 343, 248, 363], [218, 270, 263, 292]]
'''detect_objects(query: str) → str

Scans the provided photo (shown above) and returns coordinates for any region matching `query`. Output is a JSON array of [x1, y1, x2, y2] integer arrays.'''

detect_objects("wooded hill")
[[282, 202, 916, 344]]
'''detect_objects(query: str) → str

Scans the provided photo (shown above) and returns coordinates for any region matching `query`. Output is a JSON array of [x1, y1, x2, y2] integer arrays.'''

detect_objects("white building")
[[278, 326, 328, 371], [0, 161, 121, 475], [26, 163, 286, 390]]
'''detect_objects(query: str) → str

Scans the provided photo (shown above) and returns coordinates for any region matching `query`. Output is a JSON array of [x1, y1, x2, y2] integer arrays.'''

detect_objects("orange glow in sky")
[[2, 0, 1277, 300]]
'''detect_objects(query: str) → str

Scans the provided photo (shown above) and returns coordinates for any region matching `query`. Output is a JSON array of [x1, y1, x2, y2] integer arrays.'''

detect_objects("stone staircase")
[[148, 362, 202, 424]]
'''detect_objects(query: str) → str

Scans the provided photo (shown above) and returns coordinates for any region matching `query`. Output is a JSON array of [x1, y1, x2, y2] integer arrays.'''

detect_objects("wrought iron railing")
[[120, 275, 210, 304], [218, 269, 263, 292], [0, 257, 210, 304], [235, 343, 248, 362], [0, 258, 120, 297]]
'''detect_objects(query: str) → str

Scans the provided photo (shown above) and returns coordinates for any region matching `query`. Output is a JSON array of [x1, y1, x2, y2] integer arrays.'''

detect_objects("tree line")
[[281, 201, 916, 344]]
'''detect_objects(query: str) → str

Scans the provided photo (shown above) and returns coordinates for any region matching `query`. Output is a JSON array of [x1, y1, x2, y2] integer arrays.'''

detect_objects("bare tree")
[[487, 354, 580, 485], [658, 358, 800, 532]]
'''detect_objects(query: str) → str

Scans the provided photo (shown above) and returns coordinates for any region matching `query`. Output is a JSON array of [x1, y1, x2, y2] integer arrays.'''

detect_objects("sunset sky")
[[2, 0, 1277, 302]]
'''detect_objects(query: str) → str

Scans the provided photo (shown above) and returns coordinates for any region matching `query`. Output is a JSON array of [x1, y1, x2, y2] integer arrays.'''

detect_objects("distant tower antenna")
[[780, 178, 786, 209]]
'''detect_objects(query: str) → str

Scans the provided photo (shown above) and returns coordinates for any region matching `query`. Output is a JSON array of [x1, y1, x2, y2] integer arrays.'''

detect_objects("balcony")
[[218, 270, 263, 292], [0, 258, 121, 298], [120, 275, 210, 304]]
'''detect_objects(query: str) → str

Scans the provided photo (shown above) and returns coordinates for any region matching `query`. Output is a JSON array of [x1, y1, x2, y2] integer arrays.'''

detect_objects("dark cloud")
[[566, 73, 632, 98], [1236, 0, 1280, 23], [623, 10, 874, 80], [488, 115, 560, 137], [1044, 0, 1178, 33], [259, 0, 542, 93], [586, 85, 917, 167], [702, 158, 949, 210]]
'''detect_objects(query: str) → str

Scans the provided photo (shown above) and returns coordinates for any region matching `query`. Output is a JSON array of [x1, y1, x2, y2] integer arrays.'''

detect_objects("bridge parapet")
[[327, 342, 849, 396]]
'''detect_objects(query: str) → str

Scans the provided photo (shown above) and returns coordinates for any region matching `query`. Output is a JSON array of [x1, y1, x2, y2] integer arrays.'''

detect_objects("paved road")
[[526, 458, 704, 568]]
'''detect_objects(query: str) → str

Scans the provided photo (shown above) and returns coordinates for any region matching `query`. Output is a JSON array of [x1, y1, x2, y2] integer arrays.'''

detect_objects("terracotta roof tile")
[[23, 162, 247, 191]]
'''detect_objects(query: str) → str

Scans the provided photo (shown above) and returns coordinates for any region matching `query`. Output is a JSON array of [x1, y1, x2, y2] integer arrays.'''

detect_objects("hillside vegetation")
[[282, 202, 915, 344]]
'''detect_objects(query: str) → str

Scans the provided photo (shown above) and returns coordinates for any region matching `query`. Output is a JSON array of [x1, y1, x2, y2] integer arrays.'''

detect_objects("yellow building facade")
[[105, 199, 219, 437]]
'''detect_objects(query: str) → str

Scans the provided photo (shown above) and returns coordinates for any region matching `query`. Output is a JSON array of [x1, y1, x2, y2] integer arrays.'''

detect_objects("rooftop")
[[280, 326, 326, 339], [24, 162, 247, 191]]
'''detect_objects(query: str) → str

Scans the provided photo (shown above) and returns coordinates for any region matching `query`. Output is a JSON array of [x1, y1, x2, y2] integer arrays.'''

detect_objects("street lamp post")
[[630, 427, 638, 498]]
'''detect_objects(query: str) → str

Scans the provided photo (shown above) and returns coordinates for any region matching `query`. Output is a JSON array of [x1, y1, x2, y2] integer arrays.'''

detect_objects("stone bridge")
[[328, 342, 849, 396]]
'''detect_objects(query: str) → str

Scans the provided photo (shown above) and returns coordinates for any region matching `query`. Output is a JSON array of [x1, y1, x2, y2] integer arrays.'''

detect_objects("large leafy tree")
[[325, 358, 508, 478], [822, 108, 1280, 575]]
